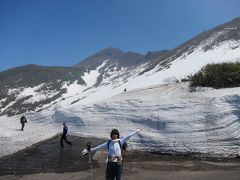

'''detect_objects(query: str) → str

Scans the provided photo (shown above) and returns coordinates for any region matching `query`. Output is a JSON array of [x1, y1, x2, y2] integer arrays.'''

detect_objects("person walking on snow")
[[60, 122, 72, 148], [82, 128, 143, 180], [20, 115, 27, 131]]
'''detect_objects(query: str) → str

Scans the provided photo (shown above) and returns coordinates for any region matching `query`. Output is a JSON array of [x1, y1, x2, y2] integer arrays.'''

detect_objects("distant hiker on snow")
[[123, 88, 127, 92], [60, 122, 72, 148], [82, 128, 143, 180], [20, 115, 27, 131]]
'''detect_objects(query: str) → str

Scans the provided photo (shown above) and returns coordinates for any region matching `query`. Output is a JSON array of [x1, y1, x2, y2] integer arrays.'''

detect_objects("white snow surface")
[[1, 39, 240, 158], [0, 113, 59, 157], [1, 83, 240, 158], [55, 40, 240, 107]]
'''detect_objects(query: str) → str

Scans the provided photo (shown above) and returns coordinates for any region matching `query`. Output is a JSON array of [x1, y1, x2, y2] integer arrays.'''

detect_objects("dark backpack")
[[107, 140, 127, 151], [20, 116, 27, 124]]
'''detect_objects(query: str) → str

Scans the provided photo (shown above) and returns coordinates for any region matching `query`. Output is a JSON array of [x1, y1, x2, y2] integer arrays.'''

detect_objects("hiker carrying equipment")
[[20, 115, 27, 131], [82, 128, 143, 180], [60, 122, 72, 148]]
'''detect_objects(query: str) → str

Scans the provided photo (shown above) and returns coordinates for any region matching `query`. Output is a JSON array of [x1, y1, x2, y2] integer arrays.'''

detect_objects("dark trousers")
[[106, 162, 122, 180], [21, 123, 25, 131], [60, 135, 72, 147]]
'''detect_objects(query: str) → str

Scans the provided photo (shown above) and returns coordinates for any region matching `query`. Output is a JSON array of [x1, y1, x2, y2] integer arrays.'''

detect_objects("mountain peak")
[[92, 47, 124, 60], [99, 47, 123, 54], [73, 47, 123, 69], [74, 47, 145, 70]]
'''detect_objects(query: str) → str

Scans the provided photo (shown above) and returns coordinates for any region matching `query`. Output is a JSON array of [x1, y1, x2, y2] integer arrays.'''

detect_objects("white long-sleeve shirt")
[[90, 130, 140, 157]]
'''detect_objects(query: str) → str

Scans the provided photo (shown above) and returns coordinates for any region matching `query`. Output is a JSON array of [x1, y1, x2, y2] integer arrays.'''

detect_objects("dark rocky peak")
[[74, 47, 147, 70], [74, 48, 123, 70], [97, 47, 124, 58]]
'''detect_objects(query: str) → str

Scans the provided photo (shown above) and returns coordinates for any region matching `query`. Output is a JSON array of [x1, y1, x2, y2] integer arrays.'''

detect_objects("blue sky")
[[0, 0, 240, 71]]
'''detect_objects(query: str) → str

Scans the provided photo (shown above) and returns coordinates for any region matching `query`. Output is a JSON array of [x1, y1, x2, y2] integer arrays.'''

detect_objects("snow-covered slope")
[[1, 83, 240, 158], [63, 82, 240, 158], [5, 37, 238, 113]]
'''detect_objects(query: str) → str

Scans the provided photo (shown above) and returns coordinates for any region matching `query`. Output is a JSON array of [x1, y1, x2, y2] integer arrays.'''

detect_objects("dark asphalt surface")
[[0, 135, 240, 180], [0, 135, 105, 175]]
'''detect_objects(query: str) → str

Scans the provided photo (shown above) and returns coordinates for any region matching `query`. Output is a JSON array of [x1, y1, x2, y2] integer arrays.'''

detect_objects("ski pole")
[[86, 142, 94, 180], [88, 152, 93, 180]]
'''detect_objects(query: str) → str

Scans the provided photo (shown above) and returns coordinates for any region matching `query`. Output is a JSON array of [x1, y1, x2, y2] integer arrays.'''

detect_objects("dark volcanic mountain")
[[0, 64, 85, 89], [74, 47, 168, 71]]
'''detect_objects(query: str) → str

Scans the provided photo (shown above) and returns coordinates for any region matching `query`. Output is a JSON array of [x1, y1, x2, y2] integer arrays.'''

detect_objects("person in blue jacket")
[[82, 128, 143, 180], [60, 122, 72, 148]]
